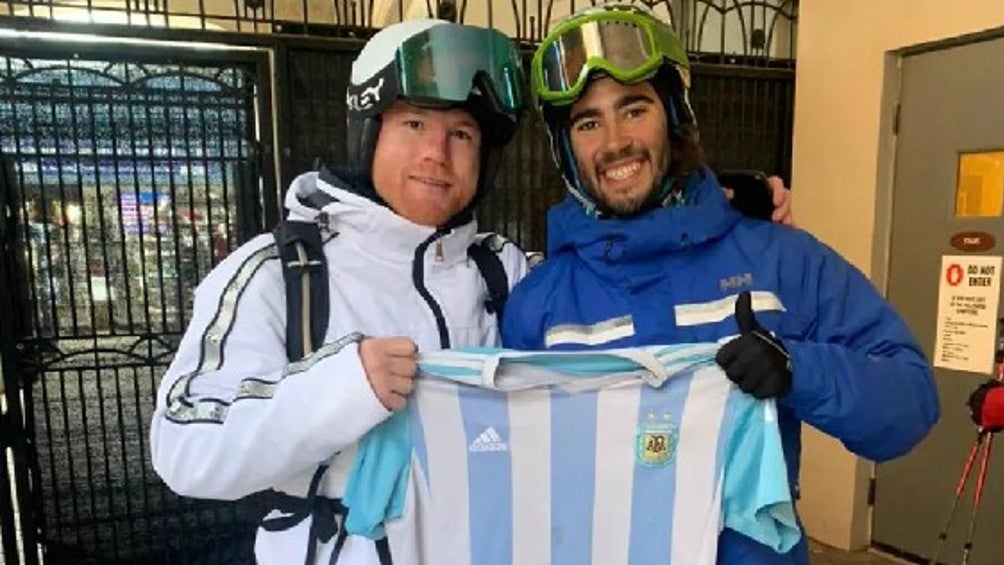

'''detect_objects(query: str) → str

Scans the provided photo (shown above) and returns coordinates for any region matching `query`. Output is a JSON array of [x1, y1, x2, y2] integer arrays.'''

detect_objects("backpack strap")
[[273, 220, 329, 360], [270, 192, 398, 562], [375, 538, 393, 564], [467, 235, 510, 326]]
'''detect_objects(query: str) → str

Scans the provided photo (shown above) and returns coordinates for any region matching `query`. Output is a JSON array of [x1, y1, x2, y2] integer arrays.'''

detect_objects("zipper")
[[414, 229, 451, 348]]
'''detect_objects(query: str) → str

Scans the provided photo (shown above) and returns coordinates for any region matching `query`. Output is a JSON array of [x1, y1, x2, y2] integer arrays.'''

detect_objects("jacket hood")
[[283, 168, 478, 265], [294, 165, 480, 230], [546, 168, 742, 266], [284, 166, 371, 223]]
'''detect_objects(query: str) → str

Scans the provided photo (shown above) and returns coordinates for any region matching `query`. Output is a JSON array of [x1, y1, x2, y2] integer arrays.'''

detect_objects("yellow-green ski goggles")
[[531, 8, 689, 107]]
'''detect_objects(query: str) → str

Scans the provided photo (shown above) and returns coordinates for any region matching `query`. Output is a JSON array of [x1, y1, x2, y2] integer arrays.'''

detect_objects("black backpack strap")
[[375, 537, 393, 565], [467, 236, 510, 326], [268, 214, 396, 563], [273, 220, 330, 360], [328, 511, 392, 565]]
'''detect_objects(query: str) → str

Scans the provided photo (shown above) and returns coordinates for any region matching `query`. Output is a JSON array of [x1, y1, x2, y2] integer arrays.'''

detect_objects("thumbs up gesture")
[[715, 291, 793, 399]]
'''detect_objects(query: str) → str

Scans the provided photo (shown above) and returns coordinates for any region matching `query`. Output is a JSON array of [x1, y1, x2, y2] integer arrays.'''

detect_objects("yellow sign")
[[956, 151, 1004, 218]]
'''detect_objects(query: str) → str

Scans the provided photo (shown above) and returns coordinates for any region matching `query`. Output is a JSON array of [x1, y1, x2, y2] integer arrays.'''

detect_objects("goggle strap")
[[666, 95, 680, 127]]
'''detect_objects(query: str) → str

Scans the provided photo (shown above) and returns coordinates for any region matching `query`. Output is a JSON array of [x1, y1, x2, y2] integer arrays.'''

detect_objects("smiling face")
[[567, 76, 671, 216], [371, 100, 482, 227]]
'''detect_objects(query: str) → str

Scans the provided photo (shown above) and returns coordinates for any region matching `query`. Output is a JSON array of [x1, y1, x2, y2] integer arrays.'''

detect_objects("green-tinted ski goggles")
[[396, 24, 525, 113]]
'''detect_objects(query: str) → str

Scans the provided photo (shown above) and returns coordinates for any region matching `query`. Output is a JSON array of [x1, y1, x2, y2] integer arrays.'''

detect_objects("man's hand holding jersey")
[[716, 291, 793, 399], [360, 336, 417, 411]]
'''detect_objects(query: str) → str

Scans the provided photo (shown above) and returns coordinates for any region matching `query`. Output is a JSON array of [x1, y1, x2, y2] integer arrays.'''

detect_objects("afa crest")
[[635, 412, 677, 467]]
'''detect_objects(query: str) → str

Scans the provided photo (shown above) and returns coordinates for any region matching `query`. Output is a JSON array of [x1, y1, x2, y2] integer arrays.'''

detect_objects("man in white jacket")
[[149, 19, 530, 565]]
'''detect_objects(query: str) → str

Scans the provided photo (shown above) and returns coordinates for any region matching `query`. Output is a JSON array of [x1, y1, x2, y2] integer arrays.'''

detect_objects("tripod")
[[929, 429, 994, 565], [929, 323, 1004, 565]]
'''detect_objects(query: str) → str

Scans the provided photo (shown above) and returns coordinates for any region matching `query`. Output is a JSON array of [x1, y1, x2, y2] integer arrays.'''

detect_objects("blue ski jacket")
[[501, 170, 939, 564]]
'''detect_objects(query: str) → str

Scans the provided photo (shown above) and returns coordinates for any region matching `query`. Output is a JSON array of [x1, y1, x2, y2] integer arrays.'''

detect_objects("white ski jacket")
[[150, 170, 529, 564]]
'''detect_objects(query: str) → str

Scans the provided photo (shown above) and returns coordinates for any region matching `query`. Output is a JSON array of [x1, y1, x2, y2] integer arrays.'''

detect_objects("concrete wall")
[[792, 0, 1004, 551]]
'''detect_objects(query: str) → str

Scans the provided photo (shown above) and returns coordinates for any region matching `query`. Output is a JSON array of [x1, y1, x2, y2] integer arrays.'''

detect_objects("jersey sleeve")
[[721, 395, 801, 553], [343, 410, 412, 539]]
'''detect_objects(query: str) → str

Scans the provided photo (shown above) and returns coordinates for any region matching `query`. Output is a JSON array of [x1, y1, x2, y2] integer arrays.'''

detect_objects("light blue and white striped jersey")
[[350, 345, 800, 565]]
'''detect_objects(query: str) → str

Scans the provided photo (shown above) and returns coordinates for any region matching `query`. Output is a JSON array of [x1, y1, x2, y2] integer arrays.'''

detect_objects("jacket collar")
[[546, 168, 742, 274], [284, 169, 477, 265]]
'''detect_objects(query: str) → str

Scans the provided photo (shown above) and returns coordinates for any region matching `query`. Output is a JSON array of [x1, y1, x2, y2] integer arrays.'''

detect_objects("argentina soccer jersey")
[[341, 344, 800, 564]]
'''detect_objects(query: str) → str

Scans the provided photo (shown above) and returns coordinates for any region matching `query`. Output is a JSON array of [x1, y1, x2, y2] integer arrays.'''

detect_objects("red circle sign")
[[946, 263, 964, 286]]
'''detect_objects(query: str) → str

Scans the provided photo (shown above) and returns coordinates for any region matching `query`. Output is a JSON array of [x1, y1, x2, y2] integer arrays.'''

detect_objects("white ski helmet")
[[345, 19, 526, 225]]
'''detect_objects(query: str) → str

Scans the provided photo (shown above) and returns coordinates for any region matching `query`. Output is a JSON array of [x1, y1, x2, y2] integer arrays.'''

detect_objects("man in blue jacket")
[[501, 4, 940, 563]]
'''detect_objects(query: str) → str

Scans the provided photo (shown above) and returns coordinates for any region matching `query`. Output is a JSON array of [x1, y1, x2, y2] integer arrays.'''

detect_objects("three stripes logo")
[[468, 427, 509, 453]]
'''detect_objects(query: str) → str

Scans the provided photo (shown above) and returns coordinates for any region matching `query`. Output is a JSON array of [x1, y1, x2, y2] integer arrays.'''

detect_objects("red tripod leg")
[[930, 432, 985, 564], [960, 433, 993, 565]]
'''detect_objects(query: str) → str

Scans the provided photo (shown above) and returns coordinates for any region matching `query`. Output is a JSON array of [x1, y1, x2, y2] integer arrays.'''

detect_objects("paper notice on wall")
[[934, 255, 1003, 374]]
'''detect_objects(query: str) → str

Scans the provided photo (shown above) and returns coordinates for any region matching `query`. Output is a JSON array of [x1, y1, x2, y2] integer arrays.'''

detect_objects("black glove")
[[968, 379, 1004, 431], [715, 291, 792, 399]]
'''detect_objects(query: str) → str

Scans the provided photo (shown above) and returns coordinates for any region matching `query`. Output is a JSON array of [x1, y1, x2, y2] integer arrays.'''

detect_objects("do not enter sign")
[[935, 255, 1003, 373]]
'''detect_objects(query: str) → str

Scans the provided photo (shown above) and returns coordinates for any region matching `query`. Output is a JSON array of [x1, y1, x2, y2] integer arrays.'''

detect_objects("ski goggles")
[[532, 9, 689, 106], [395, 24, 525, 114]]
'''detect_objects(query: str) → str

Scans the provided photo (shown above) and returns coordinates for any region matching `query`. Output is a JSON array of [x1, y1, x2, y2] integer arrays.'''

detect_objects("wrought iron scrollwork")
[[15, 334, 180, 372], [2, 0, 797, 61]]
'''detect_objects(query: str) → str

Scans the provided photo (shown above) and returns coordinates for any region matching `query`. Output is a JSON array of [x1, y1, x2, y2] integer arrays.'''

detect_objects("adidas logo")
[[468, 427, 509, 453]]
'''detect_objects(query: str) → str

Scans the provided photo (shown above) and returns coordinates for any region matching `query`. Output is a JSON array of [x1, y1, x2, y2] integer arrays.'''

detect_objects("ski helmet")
[[531, 4, 696, 214], [346, 19, 526, 225]]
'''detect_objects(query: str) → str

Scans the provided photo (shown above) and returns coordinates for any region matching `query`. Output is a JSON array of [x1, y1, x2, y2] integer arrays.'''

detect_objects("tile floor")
[[809, 539, 913, 564]]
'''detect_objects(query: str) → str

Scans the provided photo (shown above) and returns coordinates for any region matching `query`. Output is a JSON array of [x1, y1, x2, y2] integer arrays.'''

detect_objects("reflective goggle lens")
[[537, 18, 659, 102], [397, 25, 524, 113]]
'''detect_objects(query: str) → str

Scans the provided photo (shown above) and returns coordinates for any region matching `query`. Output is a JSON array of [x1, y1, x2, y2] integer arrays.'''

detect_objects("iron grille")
[[0, 49, 270, 563], [693, 64, 795, 179], [1, 0, 797, 62]]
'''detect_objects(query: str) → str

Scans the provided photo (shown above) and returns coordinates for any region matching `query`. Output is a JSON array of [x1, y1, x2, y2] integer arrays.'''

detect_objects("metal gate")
[[0, 41, 275, 563]]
